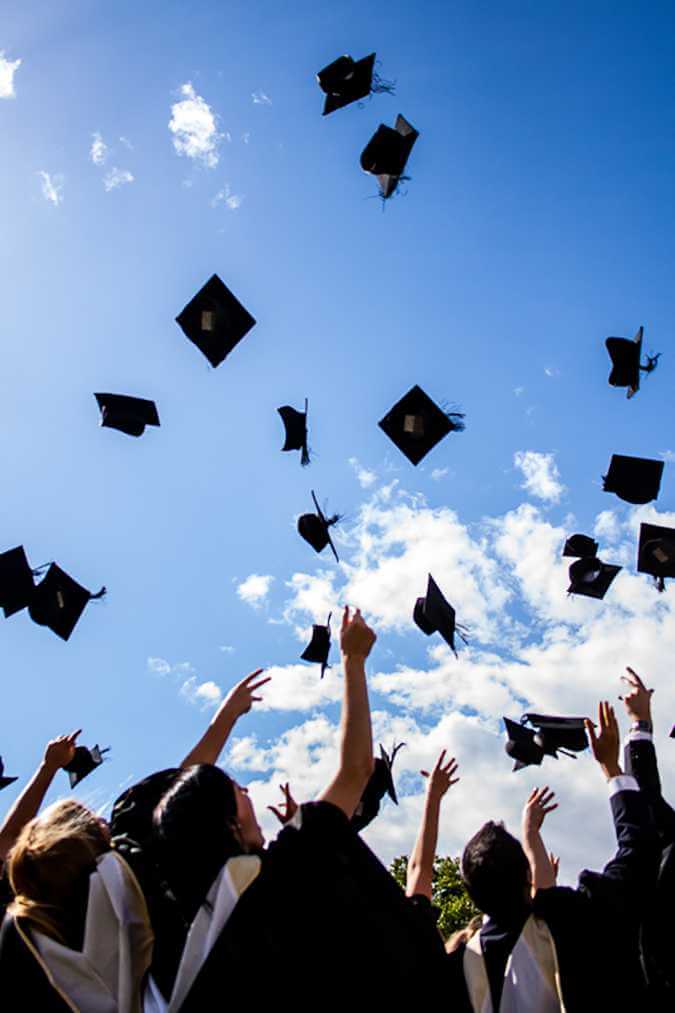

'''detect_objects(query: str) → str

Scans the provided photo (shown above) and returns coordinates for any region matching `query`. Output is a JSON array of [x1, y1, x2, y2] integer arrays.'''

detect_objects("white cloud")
[[242, 131, 251, 144], [348, 457, 377, 489], [90, 132, 108, 166], [0, 52, 21, 98], [430, 467, 448, 481], [37, 171, 64, 207], [169, 82, 221, 168], [211, 182, 243, 210], [237, 573, 274, 607], [513, 386, 525, 397], [180, 676, 223, 709], [544, 366, 560, 378], [252, 90, 272, 105], [119, 136, 133, 150], [593, 510, 621, 543], [103, 167, 134, 192], [219, 645, 235, 654], [147, 656, 171, 675], [514, 450, 565, 503], [659, 450, 675, 463]]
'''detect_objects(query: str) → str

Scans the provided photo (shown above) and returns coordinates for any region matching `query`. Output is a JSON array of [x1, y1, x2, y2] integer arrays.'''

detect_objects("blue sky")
[[1, 0, 674, 874]]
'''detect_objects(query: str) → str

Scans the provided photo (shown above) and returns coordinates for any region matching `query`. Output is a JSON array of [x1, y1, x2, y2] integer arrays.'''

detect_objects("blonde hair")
[[445, 914, 483, 953], [8, 799, 110, 945]]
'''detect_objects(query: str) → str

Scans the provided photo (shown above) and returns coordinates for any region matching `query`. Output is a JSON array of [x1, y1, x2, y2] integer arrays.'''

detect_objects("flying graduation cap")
[[317, 52, 395, 115], [0, 757, 18, 791], [360, 114, 419, 199], [414, 574, 467, 656], [63, 744, 109, 789], [603, 454, 664, 505], [0, 545, 36, 618], [562, 534, 598, 559], [379, 385, 465, 466], [278, 399, 310, 466], [175, 274, 256, 368], [504, 714, 588, 771], [606, 326, 660, 399], [94, 394, 160, 438], [352, 742, 406, 833], [301, 612, 331, 677], [638, 522, 675, 592], [297, 491, 341, 562], [567, 556, 621, 600], [28, 564, 106, 641]]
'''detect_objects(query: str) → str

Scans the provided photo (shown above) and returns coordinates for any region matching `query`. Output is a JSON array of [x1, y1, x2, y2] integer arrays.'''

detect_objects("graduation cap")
[[278, 399, 310, 466], [414, 574, 467, 656], [28, 564, 106, 641], [300, 612, 331, 677], [63, 744, 109, 789], [637, 522, 675, 592], [567, 556, 621, 600], [0, 757, 18, 791], [94, 393, 160, 438], [379, 385, 465, 466], [0, 545, 36, 618], [603, 454, 664, 505], [297, 491, 340, 563], [562, 534, 598, 559], [504, 714, 587, 771], [352, 742, 405, 833], [175, 274, 256, 368], [606, 326, 660, 399], [317, 53, 381, 115], [360, 114, 419, 198]]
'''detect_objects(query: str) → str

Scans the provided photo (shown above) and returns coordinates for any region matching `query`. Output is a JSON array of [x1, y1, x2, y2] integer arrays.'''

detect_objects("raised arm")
[[180, 669, 270, 768], [406, 750, 459, 899], [318, 607, 376, 818], [0, 732, 79, 862], [521, 786, 559, 894], [621, 667, 675, 840]]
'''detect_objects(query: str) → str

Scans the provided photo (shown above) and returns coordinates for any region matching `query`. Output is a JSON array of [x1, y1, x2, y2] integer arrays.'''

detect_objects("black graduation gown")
[[0, 915, 73, 1013]]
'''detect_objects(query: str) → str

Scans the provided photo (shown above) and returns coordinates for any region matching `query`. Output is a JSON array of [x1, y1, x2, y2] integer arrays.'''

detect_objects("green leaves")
[[390, 854, 480, 940]]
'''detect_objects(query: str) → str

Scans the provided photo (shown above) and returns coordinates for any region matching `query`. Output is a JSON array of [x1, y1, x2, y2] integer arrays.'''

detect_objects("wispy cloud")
[[349, 457, 377, 489], [119, 136, 134, 150], [252, 90, 272, 106], [169, 82, 221, 168], [242, 131, 251, 144], [180, 676, 223, 709], [211, 182, 243, 210], [237, 573, 274, 607], [513, 386, 525, 397], [37, 171, 64, 207], [544, 366, 560, 378], [219, 645, 235, 654], [430, 467, 448, 481], [0, 52, 21, 99], [103, 167, 134, 192], [513, 450, 565, 503], [90, 132, 108, 166]]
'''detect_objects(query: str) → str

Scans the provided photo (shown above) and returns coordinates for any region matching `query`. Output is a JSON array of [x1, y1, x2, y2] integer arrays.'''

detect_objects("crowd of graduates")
[[0, 607, 672, 1011]]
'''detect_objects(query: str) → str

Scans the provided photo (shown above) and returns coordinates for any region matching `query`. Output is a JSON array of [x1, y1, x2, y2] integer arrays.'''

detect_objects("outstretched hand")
[[340, 607, 376, 659], [586, 701, 622, 780], [522, 786, 558, 836], [620, 667, 654, 724], [43, 731, 81, 773], [268, 782, 298, 825], [421, 750, 459, 801], [223, 670, 271, 720]]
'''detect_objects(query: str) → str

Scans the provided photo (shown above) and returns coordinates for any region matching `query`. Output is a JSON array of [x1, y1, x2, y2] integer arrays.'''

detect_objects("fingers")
[[67, 729, 82, 744], [249, 676, 271, 691], [420, 770, 429, 778], [341, 606, 350, 631], [585, 718, 597, 748], [434, 749, 446, 771], [243, 669, 265, 684], [267, 806, 284, 824]]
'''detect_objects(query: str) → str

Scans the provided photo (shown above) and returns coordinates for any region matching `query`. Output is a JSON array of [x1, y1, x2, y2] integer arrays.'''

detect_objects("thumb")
[[267, 806, 284, 824], [420, 770, 429, 778]]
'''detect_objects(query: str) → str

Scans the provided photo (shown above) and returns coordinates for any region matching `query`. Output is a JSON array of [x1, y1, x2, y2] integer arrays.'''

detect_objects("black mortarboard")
[[504, 714, 587, 771], [297, 491, 340, 563], [63, 744, 109, 789], [603, 454, 664, 505], [28, 564, 106, 641], [562, 534, 598, 558], [175, 274, 256, 368], [567, 556, 621, 599], [504, 718, 544, 771], [379, 385, 465, 466], [606, 326, 660, 399], [351, 742, 405, 832], [360, 114, 419, 198], [317, 53, 376, 115], [94, 393, 160, 438], [278, 399, 310, 466], [301, 612, 331, 677], [0, 545, 35, 618], [637, 522, 675, 592], [0, 757, 18, 791], [414, 574, 467, 656]]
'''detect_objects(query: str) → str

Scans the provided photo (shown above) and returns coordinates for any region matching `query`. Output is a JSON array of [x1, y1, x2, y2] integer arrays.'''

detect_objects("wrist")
[[601, 762, 623, 780], [630, 719, 652, 733], [342, 652, 368, 663], [39, 759, 59, 778]]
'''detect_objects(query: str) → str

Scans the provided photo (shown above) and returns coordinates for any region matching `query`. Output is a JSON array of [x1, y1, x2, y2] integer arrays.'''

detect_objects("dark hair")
[[153, 764, 242, 924], [461, 821, 530, 921]]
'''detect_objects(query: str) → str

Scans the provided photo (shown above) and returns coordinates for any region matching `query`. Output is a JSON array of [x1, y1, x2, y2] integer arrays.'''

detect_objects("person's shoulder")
[[532, 884, 590, 921]]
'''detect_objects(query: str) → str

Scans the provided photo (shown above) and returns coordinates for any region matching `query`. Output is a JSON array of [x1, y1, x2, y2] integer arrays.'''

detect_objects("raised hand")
[[522, 786, 558, 836], [43, 730, 81, 773], [549, 852, 560, 883], [585, 701, 622, 780], [340, 607, 376, 659], [420, 750, 459, 801], [268, 782, 298, 825], [620, 667, 654, 724], [223, 670, 271, 719]]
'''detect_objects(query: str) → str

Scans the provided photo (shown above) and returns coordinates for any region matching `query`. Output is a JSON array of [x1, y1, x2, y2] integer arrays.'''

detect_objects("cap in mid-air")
[[317, 52, 394, 115], [0, 757, 18, 791], [352, 742, 405, 832], [278, 399, 310, 466], [567, 556, 621, 600], [606, 326, 660, 399], [603, 454, 664, 505], [28, 564, 106, 641], [379, 385, 465, 466], [413, 574, 467, 656], [360, 114, 419, 198], [637, 522, 675, 592], [63, 744, 109, 789], [504, 714, 588, 771], [300, 613, 332, 677], [94, 394, 160, 438], [297, 491, 341, 563], [175, 274, 256, 368], [0, 545, 36, 618], [562, 534, 598, 559]]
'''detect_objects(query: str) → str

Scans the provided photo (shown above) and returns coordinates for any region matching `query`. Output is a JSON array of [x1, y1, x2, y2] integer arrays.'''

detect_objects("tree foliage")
[[390, 854, 480, 941]]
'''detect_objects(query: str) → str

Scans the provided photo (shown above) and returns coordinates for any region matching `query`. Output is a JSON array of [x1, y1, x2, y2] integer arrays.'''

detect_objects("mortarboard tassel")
[[90, 587, 107, 601], [371, 68, 396, 96]]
